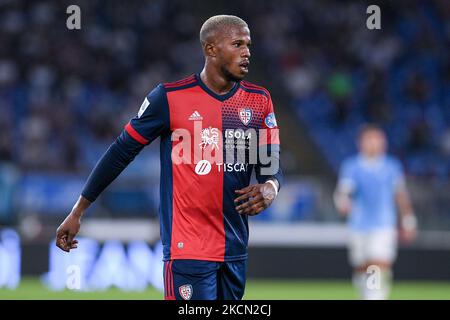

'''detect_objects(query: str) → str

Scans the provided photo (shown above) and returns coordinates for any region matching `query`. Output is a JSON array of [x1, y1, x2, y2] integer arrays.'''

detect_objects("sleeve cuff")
[[265, 179, 279, 197]]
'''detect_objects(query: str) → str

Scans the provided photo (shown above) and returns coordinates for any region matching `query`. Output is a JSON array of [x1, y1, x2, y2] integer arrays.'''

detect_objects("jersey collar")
[[358, 154, 386, 168], [195, 74, 240, 102]]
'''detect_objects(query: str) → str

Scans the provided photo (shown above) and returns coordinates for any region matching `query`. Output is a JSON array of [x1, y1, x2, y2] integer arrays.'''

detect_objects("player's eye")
[[233, 43, 240, 47]]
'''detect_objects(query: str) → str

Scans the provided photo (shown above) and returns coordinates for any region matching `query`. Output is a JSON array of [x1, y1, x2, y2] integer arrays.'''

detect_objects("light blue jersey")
[[338, 154, 405, 231]]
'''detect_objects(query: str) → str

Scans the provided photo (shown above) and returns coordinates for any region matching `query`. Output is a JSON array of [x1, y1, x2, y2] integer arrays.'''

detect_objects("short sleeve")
[[392, 159, 406, 191], [259, 94, 280, 146], [338, 159, 357, 193]]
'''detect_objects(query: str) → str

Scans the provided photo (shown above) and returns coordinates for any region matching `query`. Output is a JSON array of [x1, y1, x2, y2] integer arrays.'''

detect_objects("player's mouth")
[[239, 61, 250, 73]]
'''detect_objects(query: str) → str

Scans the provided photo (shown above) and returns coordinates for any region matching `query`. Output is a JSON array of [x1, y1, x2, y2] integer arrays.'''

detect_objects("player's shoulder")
[[162, 74, 198, 92], [343, 155, 359, 167], [240, 80, 270, 98], [142, 82, 167, 102]]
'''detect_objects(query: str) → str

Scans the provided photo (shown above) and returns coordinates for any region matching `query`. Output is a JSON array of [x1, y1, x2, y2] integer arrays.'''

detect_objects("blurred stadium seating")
[[0, 0, 448, 221], [1, 0, 449, 227]]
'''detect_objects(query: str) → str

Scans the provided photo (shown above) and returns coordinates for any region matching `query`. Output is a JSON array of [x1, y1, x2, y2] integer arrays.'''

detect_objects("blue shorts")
[[163, 259, 247, 300]]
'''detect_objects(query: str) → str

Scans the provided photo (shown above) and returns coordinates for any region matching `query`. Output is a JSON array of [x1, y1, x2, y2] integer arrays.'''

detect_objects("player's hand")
[[56, 212, 81, 252], [399, 214, 417, 244], [399, 228, 416, 244], [337, 201, 352, 217], [234, 182, 277, 216], [334, 193, 352, 217]]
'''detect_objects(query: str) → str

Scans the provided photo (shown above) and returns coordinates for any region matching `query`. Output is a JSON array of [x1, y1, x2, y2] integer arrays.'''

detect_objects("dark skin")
[[56, 196, 87, 252], [56, 24, 278, 252], [200, 25, 251, 93]]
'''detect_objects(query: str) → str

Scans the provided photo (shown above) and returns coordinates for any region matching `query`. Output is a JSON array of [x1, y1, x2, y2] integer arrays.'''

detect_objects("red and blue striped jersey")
[[125, 74, 282, 262]]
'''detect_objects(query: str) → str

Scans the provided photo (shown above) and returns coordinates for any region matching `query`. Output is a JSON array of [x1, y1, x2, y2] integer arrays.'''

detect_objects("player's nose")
[[242, 47, 251, 58]]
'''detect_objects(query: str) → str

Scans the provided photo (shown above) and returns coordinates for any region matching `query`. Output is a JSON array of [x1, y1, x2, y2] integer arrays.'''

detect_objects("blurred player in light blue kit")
[[334, 124, 417, 300]]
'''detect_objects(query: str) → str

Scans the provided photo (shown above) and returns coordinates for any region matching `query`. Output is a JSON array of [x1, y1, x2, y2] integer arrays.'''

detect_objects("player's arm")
[[56, 84, 170, 252], [55, 130, 146, 252], [394, 170, 417, 243], [333, 161, 355, 217], [235, 93, 283, 216]]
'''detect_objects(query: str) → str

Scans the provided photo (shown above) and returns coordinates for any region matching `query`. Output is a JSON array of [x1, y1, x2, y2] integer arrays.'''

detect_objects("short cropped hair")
[[199, 15, 248, 46]]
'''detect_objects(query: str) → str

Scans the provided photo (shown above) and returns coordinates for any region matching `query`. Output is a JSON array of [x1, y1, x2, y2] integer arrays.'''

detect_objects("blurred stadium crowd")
[[0, 0, 449, 226], [275, 1, 450, 177]]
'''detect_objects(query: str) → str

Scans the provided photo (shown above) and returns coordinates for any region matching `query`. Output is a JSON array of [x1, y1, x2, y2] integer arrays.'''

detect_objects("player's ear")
[[204, 42, 217, 58]]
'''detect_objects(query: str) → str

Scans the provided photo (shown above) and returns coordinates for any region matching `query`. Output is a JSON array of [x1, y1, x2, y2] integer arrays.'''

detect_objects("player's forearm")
[[70, 195, 92, 218], [333, 189, 352, 215], [256, 145, 283, 191], [396, 190, 414, 217], [396, 190, 417, 230]]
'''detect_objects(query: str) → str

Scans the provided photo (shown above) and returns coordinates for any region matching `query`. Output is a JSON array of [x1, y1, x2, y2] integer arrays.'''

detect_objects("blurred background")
[[0, 0, 450, 299]]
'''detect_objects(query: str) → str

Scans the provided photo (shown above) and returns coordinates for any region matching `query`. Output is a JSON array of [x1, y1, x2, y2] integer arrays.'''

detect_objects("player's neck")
[[360, 153, 385, 164], [200, 67, 235, 95]]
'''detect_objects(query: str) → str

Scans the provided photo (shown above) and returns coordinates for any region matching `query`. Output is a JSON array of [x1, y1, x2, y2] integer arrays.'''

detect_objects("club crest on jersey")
[[179, 284, 193, 300], [264, 112, 277, 128], [239, 108, 252, 126]]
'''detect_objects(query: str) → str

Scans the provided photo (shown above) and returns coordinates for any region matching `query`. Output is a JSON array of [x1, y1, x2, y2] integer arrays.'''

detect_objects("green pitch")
[[1, 278, 450, 300]]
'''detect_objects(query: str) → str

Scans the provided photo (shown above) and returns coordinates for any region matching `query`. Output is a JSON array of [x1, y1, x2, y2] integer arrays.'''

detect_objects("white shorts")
[[348, 229, 397, 267]]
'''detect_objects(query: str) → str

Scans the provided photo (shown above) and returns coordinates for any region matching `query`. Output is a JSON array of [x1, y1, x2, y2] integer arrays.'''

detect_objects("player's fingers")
[[234, 188, 260, 203], [56, 229, 66, 240], [237, 185, 254, 193], [249, 206, 265, 216], [236, 196, 253, 210], [251, 202, 266, 215], [235, 194, 260, 210], [56, 233, 66, 248], [236, 194, 264, 212], [240, 202, 265, 215], [56, 232, 66, 241], [239, 197, 264, 213], [234, 192, 253, 203], [57, 238, 70, 252], [244, 191, 264, 204], [56, 238, 62, 249], [67, 233, 76, 246], [234, 185, 254, 195]]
